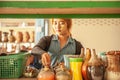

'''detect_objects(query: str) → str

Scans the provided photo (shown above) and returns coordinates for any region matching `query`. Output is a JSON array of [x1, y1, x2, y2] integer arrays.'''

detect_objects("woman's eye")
[[53, 21, 66, 25], [60, 22, 65, 25], [53, 22, 57, 25]]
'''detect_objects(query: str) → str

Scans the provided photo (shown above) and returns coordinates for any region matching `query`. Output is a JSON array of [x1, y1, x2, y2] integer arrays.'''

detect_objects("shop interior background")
[[0, 18, 120, 54]]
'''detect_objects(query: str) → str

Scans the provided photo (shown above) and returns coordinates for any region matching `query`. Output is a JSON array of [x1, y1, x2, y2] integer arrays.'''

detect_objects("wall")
[[0, 19, 35, 34], [49, 18, 120, 54]]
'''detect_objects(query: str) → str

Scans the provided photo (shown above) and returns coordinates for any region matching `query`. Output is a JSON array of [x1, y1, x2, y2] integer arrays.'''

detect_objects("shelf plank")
[[0, 78, 37, 80], [0, 8, 120, 14]]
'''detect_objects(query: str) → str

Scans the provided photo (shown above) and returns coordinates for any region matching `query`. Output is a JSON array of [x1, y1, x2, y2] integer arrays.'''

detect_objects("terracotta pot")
[[37, 66, 55, 80], [2, 32, 8, 42], [87, 49, 105, 80], [29, 31, 34, 42], [15, 31, 23, 43], [23, 31, 30, 42], [8, 29, 15, 42], [55, 63, 72, 80], [105, 51, 120, 80], [82, 48, 91, 80]]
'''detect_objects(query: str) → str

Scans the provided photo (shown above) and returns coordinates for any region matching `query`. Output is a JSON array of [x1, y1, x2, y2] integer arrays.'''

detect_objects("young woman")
[[31, 18, 83, 68]]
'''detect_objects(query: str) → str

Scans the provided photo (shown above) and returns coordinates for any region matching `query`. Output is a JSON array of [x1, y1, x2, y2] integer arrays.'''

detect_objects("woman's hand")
[[41, 53, 51, 66], [26, 55, 34, 66]]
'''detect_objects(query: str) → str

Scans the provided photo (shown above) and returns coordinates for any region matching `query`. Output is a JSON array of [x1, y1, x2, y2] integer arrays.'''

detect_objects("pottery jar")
[[37, 66, 55, 80], [2, 32, 8, 42], [8, 29, 15, 42], [87, 49, 105, 80], [15, 31, 23, 43], [29, 31, 34, 42], [23, 31, 30, 42], [81, 48, 91, 80], [105, 51, 120, 80], [55, 63, 72, 80]]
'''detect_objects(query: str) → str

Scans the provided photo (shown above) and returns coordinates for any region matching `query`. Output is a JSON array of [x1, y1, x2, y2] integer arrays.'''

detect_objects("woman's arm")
[[31, 36, 52, 56], [31, 36, 52, 66]]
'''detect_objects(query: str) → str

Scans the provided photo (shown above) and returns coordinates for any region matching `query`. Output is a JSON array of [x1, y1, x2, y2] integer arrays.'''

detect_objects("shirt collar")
[[52, 34, 59, 40], [52, 34, 74, 43]]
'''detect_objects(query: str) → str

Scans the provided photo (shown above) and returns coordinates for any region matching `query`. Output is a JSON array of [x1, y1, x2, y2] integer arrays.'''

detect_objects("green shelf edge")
[[0, 14, 120, 18], [0, 1, 120, 8]]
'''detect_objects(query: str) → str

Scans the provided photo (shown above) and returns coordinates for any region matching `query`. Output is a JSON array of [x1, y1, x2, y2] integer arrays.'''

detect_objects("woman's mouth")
[[56, 29, 61, 32]]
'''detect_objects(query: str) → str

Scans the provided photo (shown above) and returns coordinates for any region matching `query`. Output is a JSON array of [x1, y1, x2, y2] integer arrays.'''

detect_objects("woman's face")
[[52, 19, 69, 36]]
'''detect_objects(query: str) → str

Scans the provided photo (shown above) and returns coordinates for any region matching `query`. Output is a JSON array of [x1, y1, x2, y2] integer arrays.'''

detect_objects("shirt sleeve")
[[31, 36, 51, 57], [75, 40, 84, 55]]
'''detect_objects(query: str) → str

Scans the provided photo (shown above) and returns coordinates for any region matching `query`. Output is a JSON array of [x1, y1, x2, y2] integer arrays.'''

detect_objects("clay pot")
[[79, 48, 85, 58], [55, 63, 72, 80], [82, 48, 91, 80], [105, 51, 120, 80], [23, 31, 30, 42], [8, 29, 15, 42], [2, 32, 8, 42], [37, 66, 55, 80], [87, 49, 105, 80], [29, 31, 34, 42], [15, 31, 23, 43]]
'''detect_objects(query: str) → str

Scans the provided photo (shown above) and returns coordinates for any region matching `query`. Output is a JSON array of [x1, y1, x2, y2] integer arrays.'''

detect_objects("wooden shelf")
[[0, 8, 120, 14], [0, 78, 37, 80]]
